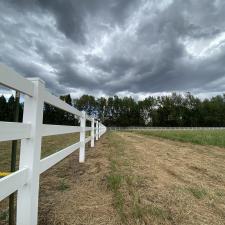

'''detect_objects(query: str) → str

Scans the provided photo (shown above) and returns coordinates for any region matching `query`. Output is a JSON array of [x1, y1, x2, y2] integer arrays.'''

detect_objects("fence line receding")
[[0, 64, 107, 225]]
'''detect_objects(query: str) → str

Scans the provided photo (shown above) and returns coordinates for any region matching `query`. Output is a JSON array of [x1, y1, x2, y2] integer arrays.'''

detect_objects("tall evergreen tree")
[[0, 95, 7, 121]]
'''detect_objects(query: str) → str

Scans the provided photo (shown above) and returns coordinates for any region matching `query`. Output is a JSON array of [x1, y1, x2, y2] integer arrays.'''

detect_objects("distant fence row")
[[0, 64, 107, 225], [109, 127, 225, 131]]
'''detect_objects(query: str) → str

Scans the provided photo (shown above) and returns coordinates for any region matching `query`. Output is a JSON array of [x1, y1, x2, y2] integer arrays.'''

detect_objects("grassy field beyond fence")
[[133, 130, 225, 148]]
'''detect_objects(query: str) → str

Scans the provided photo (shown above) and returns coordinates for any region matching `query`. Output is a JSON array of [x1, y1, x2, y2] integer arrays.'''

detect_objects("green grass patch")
[[57, 179, 70, 192], [132, 199, 171, 221], [188, 187, 207, 199], [114, 191, 125, 220], [132, 201, 143, 219], [0, 209, 9, 222], [215, 190, 225, 197], [147, 205, 171, 220], [106, 174, 123, 192], [134, 130, 225, 148]]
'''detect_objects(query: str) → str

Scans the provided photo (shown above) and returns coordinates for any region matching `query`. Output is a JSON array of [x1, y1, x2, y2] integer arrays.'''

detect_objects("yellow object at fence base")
[[0, 172, 11, 177]]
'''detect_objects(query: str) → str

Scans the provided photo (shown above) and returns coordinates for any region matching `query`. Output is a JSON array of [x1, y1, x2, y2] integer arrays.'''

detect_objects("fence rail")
[[0, 64, 107, 225]]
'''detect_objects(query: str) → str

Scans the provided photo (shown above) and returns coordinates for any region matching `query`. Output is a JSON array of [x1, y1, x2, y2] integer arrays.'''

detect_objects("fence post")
[[99, 123, 102, 138], [91, 118, 95, 147], [16, 78, 45, 225], [96, 121, 99, 141], [79, 111, 86, 163], [99, 122, 101, 139]]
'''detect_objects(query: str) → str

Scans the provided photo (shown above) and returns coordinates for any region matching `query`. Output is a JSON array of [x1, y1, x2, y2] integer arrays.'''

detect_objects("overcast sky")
[[0, 0, 225, 99]]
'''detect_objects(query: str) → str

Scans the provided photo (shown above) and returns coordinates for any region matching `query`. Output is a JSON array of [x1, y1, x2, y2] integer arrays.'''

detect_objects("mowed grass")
[[106, 132, 173, 224], [107, 132, 225, 224], [133, 129, 225, 148]]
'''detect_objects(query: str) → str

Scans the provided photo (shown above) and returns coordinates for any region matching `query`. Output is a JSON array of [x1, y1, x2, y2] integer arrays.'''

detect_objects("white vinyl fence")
[[0, 64, 107, 225]]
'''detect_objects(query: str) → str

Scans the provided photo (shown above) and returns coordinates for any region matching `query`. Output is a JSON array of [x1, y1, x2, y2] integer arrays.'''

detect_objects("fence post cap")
[[28, 77, 45, 84]]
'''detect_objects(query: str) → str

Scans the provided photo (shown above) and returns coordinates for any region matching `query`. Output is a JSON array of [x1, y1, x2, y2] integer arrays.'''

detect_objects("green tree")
[[0, 95, 7, 121], [7, 95, 15, 121], [74, 95, 97, 116]]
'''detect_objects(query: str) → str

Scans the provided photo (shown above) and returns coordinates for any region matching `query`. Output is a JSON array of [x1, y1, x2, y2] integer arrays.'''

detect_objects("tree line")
[[0, 92, 225, 127]]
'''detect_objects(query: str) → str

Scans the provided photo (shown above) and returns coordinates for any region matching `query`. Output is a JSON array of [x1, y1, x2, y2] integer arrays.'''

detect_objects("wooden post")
[[9, 91, 20, 225], [79, 111, 86, 163], [91, 118, 95, 147], [16, 78, 44, 225]]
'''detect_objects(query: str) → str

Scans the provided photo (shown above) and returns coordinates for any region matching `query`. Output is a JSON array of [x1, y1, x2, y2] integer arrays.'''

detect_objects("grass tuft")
[[188, 187, 207, 199], [106, 174, 123, 192], [114, 191, 125, 220], [132, 202, 144, 219], [57, 179, 70, 192], [215, 190, 225, 197], [0, 209, 9, 222], [147, 205, 171, 220]]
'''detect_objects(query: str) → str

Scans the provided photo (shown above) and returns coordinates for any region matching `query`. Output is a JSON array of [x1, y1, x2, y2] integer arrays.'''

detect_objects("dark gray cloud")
[[0, 0, 225, 99]]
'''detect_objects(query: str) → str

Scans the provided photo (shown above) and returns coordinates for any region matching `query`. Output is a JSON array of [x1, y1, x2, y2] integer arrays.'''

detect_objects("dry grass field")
[[1, 131, 225, 225], [107, 132, 225, 225]]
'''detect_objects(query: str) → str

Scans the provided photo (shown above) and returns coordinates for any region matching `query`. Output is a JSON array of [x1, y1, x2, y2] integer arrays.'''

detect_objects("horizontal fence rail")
[[0, 168, 29, 202], [0, 64, 107, 225], [39, 142, 81, 174], [0, 122, 32, 141], [44, 89, 82, 117], [42, 124, 82, 136], [0, 64, 34, 96]]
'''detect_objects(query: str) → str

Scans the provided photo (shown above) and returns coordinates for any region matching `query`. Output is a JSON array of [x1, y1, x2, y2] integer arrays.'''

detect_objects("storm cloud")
[[0, 0, 225, 98]]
